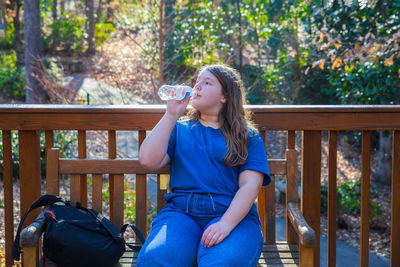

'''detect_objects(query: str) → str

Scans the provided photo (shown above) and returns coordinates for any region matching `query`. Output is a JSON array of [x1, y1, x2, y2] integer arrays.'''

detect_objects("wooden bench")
[[19, 146, 316, 266]]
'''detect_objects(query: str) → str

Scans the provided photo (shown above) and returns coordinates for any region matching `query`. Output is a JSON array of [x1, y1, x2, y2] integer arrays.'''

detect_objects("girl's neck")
[[199, 114, 220, 129]]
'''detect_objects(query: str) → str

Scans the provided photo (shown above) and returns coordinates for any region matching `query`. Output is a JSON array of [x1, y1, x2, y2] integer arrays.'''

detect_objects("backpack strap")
[[77, 206, 145, 252], [75, 206, 124, 240], [120, 224, 146, 252], [12, 195, 63, 261]]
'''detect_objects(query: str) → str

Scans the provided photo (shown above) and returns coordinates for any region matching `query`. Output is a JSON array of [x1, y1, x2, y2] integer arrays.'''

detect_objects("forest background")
[[0, 0, 399, 260]]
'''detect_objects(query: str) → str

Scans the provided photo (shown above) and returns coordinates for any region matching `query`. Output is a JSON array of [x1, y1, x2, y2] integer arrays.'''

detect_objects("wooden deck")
[[119, 242, 299, 267]]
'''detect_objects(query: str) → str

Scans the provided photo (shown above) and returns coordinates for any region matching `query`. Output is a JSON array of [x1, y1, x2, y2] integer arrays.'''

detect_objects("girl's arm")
[[139, 97, 190, 171], [201, 170, 263, 248]]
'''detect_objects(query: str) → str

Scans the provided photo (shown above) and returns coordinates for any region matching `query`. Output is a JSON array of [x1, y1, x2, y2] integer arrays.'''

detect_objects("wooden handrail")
[[287, 202, 316, 247], [58, 158, 286, 175], [1, 105, 400, 130], [59, 159, 170, 174]]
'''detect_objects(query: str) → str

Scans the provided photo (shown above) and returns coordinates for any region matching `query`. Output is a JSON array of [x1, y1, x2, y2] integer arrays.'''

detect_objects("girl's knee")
[[136, 246, 159, 266], [198, 251, 258, 267], [138, 241, 198, 267]]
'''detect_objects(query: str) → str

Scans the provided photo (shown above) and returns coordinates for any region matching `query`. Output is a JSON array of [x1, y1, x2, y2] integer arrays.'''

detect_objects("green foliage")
[[0, 51, 25, 101], [2, 0, 399, 106], [43, 57, 63, 77], [101, 180, 110, 204], [100, 178, 156, 227], [337, 180, 362, 215], [159, 0, 318, 104], [164, 1, 242, 81], [321, 180, 382, 217], [114, 1, 160, 76], [53, 130, 78, 158], [309, 0, 400, 105], [95, 22, 115, 47], [0, 19, 15, 49], [124, 181, 136, 222], [43, 13, 87, 53], [327, 62, 399, 104]]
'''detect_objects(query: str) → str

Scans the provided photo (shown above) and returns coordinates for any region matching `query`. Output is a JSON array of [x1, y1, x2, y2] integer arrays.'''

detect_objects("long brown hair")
[[187, 64, 255, 166]]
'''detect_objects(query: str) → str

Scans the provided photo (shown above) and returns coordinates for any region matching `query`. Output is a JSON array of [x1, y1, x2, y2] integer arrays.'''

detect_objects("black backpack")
[[12, 194, 145, 267]]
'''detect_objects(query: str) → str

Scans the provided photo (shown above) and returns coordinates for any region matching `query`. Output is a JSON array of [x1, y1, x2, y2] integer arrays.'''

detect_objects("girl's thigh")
[[137, 208, 202, 267], [197, 216, 263, 267]]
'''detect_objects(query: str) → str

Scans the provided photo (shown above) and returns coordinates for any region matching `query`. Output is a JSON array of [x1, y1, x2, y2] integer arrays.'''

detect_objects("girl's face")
[[191, 70, 226, 115]]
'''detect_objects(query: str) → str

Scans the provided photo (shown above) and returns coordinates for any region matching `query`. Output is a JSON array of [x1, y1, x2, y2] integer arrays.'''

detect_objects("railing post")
[[300, 130, 321, 267], [3, 130, 14, 267], [108, 130, 115, 222], [18, 131, 41, 266], [360, 131, 371, 267], [392, 130, 400, 267], [78, 130, 87, 207], [18, 129, 42, 265], [109, 130, 124, 229], [137, 130, 148, 237], [286, 130, 298, 244], [328, 131, 337, 267], [19, 130, 42, 225]]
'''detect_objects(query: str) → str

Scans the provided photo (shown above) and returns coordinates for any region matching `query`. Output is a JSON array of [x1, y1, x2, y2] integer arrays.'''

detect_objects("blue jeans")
[[136, 192, 263, 267]]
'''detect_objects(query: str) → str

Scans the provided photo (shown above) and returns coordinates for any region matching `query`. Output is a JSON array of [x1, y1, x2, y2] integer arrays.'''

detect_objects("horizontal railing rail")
[[1, 105, 399, 267], [1, 104, 400, 130]]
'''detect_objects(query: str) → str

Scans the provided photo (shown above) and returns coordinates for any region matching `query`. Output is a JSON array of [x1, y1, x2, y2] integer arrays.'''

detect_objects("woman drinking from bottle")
[[137, 64, 270, 267]]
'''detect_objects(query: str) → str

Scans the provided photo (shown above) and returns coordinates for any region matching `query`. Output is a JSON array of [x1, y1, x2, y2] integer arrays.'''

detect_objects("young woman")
[[137, 64, 270, 267]]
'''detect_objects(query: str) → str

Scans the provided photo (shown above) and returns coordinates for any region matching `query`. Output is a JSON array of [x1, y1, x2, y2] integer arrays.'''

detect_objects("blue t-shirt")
[[167, 119, 271, 203]]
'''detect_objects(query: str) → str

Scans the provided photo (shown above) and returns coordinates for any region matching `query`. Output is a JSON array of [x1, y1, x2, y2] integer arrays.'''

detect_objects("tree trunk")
[[158, 0, 164, 89], [292, 16, 301, 103], [162, 0, 174, 82], [52, 0, 58, 21], [96, 0, 102, 24], [1, 0, 6, 32], [375, 131, 392, 185], [24, 0, 45, 103], [60, 0, 65, 13], [236, 0, 242, 77], [13, 0, 23, 67], [378, 0, 389, 17], [85, 0, 95, 54], [106, 0, 113, 23], [52, 0, 58, 51], [164, 0, 174, 35]]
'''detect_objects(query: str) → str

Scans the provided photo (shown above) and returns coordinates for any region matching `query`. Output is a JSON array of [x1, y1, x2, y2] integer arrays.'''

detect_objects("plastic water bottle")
[[158, 85, 192, 101]]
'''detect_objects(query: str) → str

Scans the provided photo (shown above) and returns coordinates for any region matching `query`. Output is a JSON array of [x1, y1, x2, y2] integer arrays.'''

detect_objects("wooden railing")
[[1, 104, 399, 267]]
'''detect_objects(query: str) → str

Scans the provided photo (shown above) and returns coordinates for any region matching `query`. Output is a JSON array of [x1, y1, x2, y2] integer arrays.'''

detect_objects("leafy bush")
[[310, 1, 400, 105], [43, 13, 87, 53], [326, 62, 399, 105], [95, 22, 115, 47], [0, 51, 25, 101], [53, 130, 78, 158], [337, 180, 362, 215], [240, 64, 270, 104], [0, 19, 15, 49], [321, 180, 382, 218], [124, 181, 136, 222]]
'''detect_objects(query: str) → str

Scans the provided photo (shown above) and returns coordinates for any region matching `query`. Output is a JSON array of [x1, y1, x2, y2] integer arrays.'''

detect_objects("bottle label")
[[182, 91, 191, 100]]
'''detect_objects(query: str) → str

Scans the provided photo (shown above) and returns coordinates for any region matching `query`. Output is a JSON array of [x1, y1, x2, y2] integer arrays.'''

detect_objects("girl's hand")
[[201, 220, 234, 248], [166, 96, 190, 118], [165, 84, 191, 118]]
